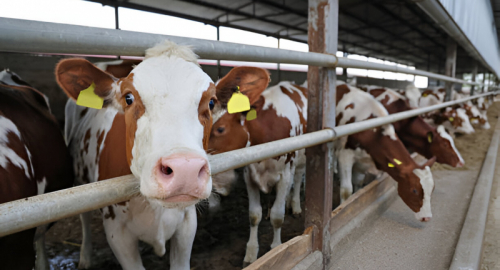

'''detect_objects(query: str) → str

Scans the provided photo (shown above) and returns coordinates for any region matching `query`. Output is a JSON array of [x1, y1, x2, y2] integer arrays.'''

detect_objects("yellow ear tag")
[[393, 158, 402, 165], [227, 91, 250, 114], [246, 108, 257, 121], [428, 134, 432, 143], [449, 117, 454, 122], [388, 163, 395, 168], [76, 82, 103, 109], [422, 93, 428, 97]]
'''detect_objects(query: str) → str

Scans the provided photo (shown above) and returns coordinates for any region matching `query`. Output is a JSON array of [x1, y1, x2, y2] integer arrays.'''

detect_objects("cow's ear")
[[422, 156, 436, 168], [55, 58, 117, 105], [215, 66, 270, 107]]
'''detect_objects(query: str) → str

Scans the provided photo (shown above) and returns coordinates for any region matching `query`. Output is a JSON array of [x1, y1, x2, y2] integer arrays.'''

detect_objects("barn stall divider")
[[0, 1, 498, 269]]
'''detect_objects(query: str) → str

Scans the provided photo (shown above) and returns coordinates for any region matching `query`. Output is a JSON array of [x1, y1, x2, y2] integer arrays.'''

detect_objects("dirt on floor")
[[44, 167, 305, 270]]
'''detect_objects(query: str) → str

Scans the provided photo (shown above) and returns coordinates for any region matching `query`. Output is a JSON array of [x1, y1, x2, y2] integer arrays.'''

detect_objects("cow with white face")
[[336, 83, 436, 222], [58, 41, 232, 270]]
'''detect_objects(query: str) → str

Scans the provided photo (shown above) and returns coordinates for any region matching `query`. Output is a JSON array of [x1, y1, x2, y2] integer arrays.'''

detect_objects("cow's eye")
[[125, 93, 134, 105], [209, 99, 215, 110], [412, 188, 418, 195]]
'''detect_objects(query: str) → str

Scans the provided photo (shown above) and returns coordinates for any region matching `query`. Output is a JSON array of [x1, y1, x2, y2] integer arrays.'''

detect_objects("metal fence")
[[0, 14, 498, 266]]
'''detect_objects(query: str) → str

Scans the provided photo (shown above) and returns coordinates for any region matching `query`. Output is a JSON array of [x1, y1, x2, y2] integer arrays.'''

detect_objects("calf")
[[208, 67, 307, 266], [0, 83, 74, 270], [366, 87, 463, 167], [58, 41, 232, 270], [336, 83, 436, 222]]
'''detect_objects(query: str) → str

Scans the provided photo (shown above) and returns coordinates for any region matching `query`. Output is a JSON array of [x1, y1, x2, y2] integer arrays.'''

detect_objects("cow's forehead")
[[130, 56, 213, 107]]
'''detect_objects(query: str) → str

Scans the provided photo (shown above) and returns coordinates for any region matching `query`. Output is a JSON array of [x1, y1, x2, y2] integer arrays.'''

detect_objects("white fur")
[[455, 108, 475, 134], [0, 116, 31, 179], [130, 55, 213, 202], [0, 69, 24, 86], [437, 125, 464, 165], [372, 87, 405, 105], [414, 166, 434, 220], [405, 85, 421, 108], [37, 177, 47, 195]]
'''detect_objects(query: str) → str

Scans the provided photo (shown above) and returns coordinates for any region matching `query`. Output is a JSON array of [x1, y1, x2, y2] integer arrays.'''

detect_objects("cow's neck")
[[98, 113, 131, 180]]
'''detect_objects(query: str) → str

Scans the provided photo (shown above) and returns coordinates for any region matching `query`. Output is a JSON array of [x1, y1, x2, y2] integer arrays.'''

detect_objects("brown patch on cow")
[[83, 129, 91, 154], [344, 103, 354, 110], [95, 130, 105, 164], [437, 88, 446, 93], [345, 116, 356, 124], [336, 112, 343, 125], [117, 74, 145, 166], [80, 108, 89, 118], [379, 94, 390, 105], [98, 113, 131, 180], [198, 83, 216, 150], [368, 88, 385, 98], [104, 60, 141, 78], [336, 84, 351, 105], [104, 205, 116, 220], [279, 85, 306, 109]]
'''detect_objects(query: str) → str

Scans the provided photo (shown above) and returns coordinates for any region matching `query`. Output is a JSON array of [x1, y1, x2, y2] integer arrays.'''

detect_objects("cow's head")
[[401, 118, 464, 167], [350, 125, 436, 222], [208, 66, 270, 154], [56, 41, 233, 208], [442, 107, 475, 134]]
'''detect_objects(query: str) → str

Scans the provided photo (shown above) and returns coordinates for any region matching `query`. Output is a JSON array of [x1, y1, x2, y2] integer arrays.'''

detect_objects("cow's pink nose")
[[156, 154, 210, 202], [421, 217, 431, 222], [456, 161, 464, 168]]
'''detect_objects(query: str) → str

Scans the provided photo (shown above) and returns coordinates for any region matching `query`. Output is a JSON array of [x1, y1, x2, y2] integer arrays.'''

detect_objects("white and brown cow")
[[336, 83, 436, 222], [0, 82, 74, 270], [364, 86, 464, 167], [58, 41, 232, 270], [208, 67, 307, 266], [419, 89, 475, 134]]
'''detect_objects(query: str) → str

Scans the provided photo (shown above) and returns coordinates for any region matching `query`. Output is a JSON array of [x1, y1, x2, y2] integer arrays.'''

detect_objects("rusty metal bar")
[[305, 0, 337, 268]]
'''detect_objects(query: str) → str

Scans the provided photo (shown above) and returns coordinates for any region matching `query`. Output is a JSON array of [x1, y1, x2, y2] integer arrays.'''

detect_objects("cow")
[[336, 82, 436, 222], [419, 89, 475, 135], [0, 82, 74, 270], [58, 41, 234, 270], [365, 86, 464, 168], [208, 67, 307, 266]]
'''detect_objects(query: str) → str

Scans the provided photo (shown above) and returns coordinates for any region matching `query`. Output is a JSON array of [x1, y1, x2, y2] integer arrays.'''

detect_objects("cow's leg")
[[78, 212, 93, 269], [170, 206, 197, 270], [338, 149, 355, 202], [291, 163, 305, 216], [270, 166, 292, 249], [103, 208, 144, 270], [243, 166, 262, 266], [34, 225, 50, 270]]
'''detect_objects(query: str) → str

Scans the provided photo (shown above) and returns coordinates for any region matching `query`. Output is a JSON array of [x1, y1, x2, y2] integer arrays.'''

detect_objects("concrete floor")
[[330, 104, 500, 270]]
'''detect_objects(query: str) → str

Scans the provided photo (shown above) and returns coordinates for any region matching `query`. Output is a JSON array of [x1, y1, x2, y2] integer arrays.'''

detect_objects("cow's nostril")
[[161, 165, 173, 175]]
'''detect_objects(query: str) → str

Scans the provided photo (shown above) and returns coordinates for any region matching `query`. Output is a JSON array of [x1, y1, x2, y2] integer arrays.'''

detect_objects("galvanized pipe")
[[0, 92, 496, 237], [0, 17, 484, 87]]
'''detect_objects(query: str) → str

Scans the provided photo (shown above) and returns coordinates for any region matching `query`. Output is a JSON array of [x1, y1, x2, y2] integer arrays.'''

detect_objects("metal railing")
[[0, 17, 488, 86], [0, 91, 496, 237], [0, 17, 498, 237]]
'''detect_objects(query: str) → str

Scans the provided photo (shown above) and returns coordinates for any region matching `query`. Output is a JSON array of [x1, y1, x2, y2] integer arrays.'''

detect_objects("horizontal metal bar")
[[0, 17, 486, 87], [0, 91, 496, 237]]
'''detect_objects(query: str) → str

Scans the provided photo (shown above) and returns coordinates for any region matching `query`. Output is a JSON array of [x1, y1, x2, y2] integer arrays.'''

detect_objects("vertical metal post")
[[470, 62, 478, 96], [216, 25, 221, 79], [115, 5, 121, 60], [305, 0, 337, 268], [482, 73, 486, 93], [445, 37, 457, 101], [277, 37, 281, 82]]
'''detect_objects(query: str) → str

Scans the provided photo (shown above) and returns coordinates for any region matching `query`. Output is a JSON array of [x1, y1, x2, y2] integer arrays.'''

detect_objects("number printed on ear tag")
[[227, 92, 250, 114], [246, 108, 257, 121], [76, 82, 103, 109]]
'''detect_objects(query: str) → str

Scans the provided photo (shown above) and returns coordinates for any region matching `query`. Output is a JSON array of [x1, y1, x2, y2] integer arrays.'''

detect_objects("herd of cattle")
[[0, 41, 495, 270]]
